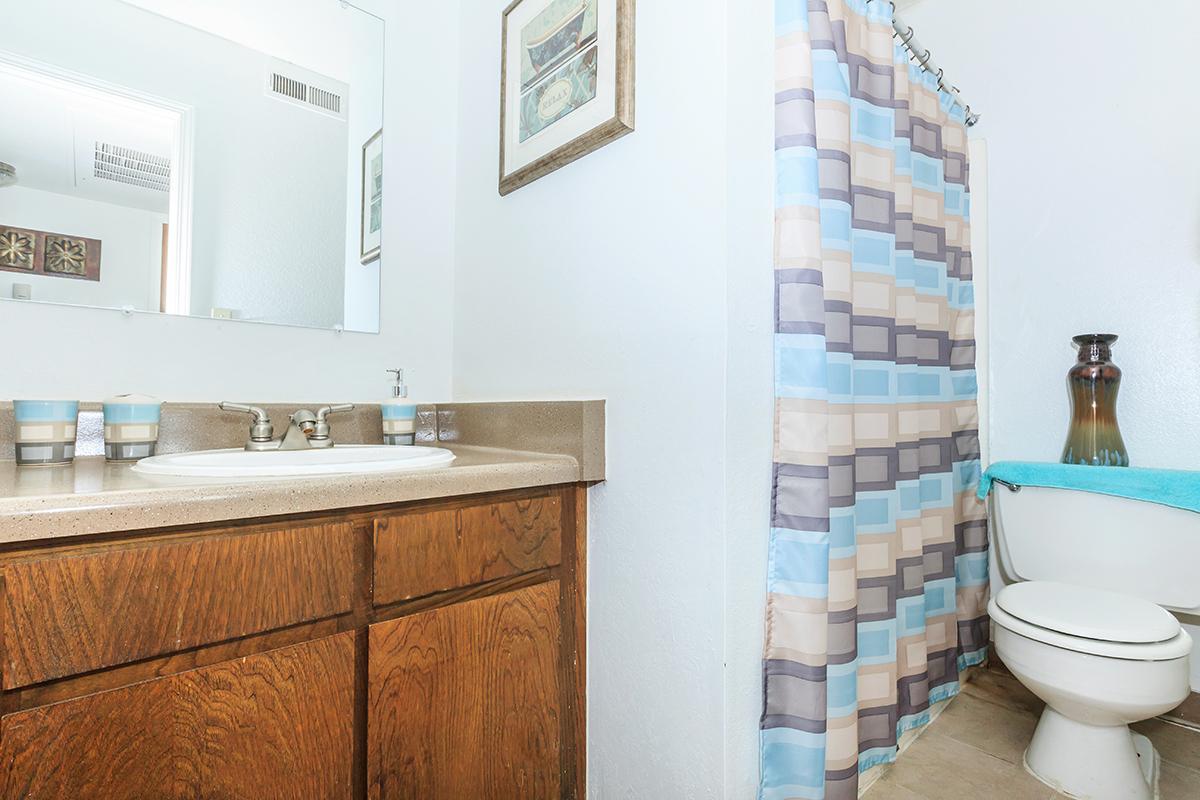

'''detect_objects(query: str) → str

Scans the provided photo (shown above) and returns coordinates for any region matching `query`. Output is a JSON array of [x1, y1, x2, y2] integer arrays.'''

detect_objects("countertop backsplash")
[[0, 400, 605, 481]]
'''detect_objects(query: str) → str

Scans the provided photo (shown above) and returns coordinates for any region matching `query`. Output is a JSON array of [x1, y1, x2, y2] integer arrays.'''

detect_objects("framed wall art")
[[499, 0, 634, 195], [0, 225, 101, 281], [361, 128, 383, 264]]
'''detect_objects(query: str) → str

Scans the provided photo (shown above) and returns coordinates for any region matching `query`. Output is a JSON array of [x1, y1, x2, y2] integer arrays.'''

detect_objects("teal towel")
[[978, 461, 1200, 514]]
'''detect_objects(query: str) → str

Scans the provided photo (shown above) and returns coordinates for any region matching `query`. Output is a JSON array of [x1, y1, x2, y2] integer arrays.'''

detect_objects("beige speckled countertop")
[[0, 445, 583, 544]]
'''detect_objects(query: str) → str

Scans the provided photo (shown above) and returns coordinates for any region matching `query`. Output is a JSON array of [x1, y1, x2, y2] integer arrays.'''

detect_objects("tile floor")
[[863, 668, 1200, 799]]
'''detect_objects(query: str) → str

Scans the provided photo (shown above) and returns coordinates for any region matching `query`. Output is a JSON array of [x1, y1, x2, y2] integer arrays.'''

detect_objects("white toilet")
[[988, 482, 1196, 799]]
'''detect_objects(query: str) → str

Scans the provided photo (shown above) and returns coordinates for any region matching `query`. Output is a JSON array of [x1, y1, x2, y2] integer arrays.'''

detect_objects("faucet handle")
[[316, 403, 355, 422], [219, 402, 273, 443], [308, 404, 355, 447], [219, 402, 270, 421]]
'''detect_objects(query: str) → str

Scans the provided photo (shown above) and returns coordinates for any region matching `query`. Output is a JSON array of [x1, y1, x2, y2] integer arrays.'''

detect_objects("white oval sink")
[[131, 445, 456, 478]]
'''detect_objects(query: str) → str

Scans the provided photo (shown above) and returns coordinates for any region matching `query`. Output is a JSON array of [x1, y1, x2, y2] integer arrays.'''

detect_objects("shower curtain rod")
[[891, 10, 980, 127]]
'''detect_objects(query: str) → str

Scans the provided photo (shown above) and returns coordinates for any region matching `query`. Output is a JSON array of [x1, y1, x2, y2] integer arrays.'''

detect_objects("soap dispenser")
[[381, 368, 418, 446]]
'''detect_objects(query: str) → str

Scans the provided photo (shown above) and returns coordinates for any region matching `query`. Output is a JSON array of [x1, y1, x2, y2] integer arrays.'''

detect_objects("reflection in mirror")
[[0, 0, 384, 332]]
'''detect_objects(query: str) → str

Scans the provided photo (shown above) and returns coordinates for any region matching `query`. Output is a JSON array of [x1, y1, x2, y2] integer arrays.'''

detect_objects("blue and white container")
[[102, 394, 162, 461], [382, 402, 418, 445], [383, 368, 417, 446], [13, 400, 79, 466]]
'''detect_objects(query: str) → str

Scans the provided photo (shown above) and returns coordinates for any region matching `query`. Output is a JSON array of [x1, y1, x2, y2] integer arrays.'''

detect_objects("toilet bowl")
[[989, 582, 1191, 799], [987, 485, 1200, 800]]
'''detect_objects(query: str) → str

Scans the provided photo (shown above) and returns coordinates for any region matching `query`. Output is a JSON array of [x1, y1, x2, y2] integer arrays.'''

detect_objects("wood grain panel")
[[173, 631, 357, 798], [1, 523, 354, 688], [373, 494, 561, 606], [368, 581, 561, 799], [0, 673, 176, 799], [560, 485, 587, 798], [0, 633, 356, 799], [2, 618, 345, 714]]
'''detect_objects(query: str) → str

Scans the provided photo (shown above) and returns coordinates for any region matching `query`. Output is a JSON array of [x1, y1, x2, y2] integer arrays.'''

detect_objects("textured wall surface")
[[905, 0, 1200, 689], [451, 1, 774, 796]]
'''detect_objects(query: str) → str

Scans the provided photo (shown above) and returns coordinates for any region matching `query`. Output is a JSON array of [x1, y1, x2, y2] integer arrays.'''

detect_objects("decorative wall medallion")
[[0, 227, 37, 271], [44, 235, 89, 276], [0, 226, 102, 281]]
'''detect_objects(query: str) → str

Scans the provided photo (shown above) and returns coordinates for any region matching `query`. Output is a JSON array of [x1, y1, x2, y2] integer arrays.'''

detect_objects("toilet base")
[[1022, 707, 1159, 799]]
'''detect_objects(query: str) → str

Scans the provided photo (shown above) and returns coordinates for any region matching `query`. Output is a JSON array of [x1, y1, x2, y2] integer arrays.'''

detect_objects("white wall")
[[343, 12, 385, 333], [904, 0, 1200, 690], [0, 0, 457, 404], [451, 1, 773, 796], [121, 0, 361, 83], [723, 0, 776, 796], [0, 187, 165, 310]]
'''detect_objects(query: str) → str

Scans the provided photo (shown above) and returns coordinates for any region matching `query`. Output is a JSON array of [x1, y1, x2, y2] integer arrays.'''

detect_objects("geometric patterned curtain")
[[762, 1, 989, 798]]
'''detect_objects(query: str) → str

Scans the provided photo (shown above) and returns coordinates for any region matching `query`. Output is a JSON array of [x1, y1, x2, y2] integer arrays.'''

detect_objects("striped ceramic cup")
[[13, 400, 79, 466], [381, 400, 418, 446], [102, 395, 162, 461]]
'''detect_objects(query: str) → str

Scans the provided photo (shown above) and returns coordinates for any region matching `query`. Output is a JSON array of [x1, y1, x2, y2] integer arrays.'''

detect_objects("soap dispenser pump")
[[381, 368, 418, 446]]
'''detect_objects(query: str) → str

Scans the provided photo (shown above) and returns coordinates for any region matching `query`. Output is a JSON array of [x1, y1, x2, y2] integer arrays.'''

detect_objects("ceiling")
[[119, 0, 368, 84], [0, 69, 175, 213]]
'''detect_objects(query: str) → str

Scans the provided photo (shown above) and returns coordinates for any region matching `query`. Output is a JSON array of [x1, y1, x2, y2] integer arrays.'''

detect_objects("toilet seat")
[[989, 583, 1193, 662], [996, 581, 1181, 642]]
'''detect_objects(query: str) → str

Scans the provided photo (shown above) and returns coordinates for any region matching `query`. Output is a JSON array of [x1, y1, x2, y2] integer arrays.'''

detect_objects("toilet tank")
[[990, 485, 1200, 614]]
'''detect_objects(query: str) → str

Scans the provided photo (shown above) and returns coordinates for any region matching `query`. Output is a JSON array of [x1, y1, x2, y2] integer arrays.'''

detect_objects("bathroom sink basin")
[[131, 445, 456, 478]]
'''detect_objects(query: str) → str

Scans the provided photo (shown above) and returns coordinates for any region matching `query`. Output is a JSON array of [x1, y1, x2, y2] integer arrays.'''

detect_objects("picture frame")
[[499, 0, 635, 196], [360, 128, 383, 264], [0, 225, 101, 281]]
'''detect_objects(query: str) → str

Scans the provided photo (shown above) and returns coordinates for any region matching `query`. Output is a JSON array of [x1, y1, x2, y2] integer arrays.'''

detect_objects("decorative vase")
[[1061, 333, 1129, 467]]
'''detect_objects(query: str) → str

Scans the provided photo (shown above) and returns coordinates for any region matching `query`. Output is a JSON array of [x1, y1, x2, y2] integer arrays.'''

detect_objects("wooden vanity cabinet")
[[1, 632, 357, 799], [0, 484, 587, 800], [368, 581, 563, 800]]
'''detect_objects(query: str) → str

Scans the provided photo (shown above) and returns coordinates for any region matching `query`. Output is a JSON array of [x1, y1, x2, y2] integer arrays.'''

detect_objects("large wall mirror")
[[0, 0, 384, 332]]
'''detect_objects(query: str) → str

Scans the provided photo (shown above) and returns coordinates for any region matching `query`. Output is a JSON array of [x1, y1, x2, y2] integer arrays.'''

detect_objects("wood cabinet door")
[[373, 493, 562, 606], [368, 581, 562, 800], [0, 632, 357, 799], [2, 522, 355, 688]]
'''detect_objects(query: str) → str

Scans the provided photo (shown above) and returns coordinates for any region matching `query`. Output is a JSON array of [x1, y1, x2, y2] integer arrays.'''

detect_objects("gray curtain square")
[[828, 459, 856, 505], [913, 225, 947, 261], [897, 445, 921, 480], [848, 57, 896, 105], [779, 282, 826, 326], [819, 158, 851, 202], [776, 473, 830, 521], [765, 673, 827, 720], [827, 616, 859, 662]]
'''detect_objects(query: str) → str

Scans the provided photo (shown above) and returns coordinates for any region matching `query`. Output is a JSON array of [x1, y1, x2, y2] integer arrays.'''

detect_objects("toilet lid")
[[995, 581, 1181, 643]]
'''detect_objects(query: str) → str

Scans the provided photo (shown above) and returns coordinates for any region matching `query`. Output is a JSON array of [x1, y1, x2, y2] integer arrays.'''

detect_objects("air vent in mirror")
[[264, 59, 349, 121], [93, 143, 171, 192]]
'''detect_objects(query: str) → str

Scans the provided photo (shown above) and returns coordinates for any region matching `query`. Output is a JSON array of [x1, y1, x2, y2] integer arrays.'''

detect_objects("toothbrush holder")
[[102, 395, 162, 461], [13, 400, 80, 466]]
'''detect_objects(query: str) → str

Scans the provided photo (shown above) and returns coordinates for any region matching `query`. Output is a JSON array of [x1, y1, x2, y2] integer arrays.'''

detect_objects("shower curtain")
[[762, 1, 988, 798]]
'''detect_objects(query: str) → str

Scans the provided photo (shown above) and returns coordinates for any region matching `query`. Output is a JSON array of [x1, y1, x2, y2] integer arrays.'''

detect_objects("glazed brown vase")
[[1061, 333, 1129, 467]]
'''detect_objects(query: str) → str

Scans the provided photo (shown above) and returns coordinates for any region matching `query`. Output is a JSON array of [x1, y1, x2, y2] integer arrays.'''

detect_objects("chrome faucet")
[[219, 403, 355, 451]]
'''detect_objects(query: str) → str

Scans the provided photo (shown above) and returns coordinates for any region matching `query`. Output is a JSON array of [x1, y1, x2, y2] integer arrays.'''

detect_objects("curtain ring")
[[935, 67, 945, 89], [899, 26, 915, 46]]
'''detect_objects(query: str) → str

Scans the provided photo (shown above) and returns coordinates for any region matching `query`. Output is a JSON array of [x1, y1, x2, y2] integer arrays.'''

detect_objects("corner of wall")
[[723, 0, 775, 796]]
